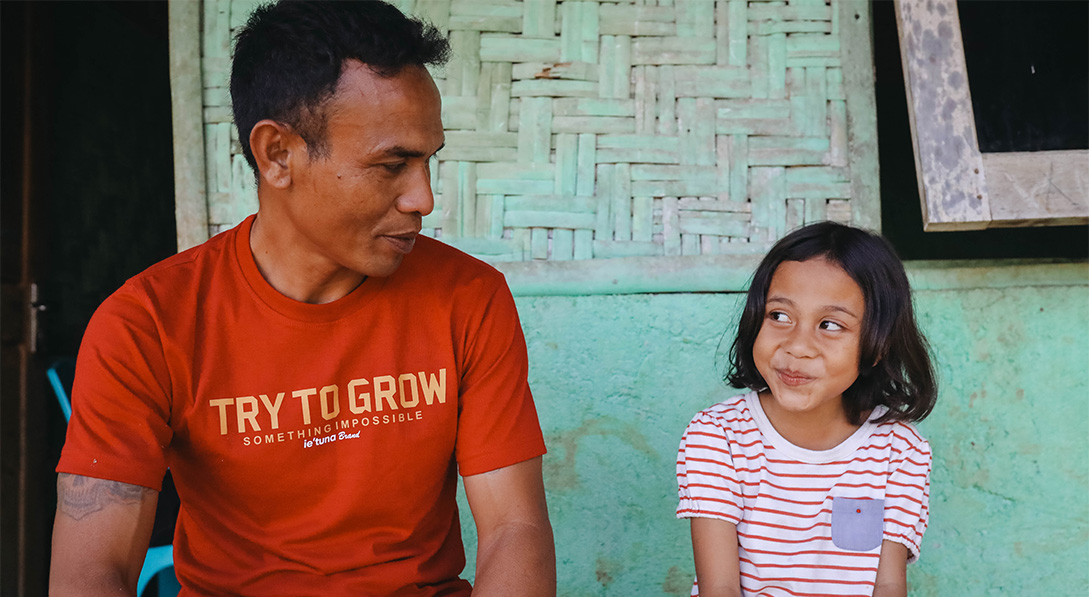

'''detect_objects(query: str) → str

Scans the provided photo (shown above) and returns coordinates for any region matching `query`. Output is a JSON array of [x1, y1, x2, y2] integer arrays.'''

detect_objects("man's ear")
[[249, 120, 303, 189]]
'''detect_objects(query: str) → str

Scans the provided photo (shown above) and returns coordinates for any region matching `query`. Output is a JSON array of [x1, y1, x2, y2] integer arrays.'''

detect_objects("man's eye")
[[382, 162, 407, 173]]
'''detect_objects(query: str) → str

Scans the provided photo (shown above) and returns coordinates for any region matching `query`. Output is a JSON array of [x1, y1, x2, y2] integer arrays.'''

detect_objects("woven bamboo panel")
[[201, 0, 874, 261]]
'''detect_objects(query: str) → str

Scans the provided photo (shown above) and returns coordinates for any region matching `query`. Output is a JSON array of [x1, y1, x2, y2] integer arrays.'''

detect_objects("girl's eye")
[[768, 311, 791, 323], [819, 320, 844, 331]]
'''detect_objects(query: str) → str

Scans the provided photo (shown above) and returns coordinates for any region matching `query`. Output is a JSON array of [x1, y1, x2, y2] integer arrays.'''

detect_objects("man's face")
[[285, 61, 445, 278]]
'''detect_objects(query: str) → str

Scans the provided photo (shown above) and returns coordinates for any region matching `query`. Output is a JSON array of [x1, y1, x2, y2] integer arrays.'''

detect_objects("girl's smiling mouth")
[[776, 369, 815, 386]]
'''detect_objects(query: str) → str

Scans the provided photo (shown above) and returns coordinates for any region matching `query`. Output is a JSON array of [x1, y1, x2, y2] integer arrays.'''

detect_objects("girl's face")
[[753, 257, 865, 424]]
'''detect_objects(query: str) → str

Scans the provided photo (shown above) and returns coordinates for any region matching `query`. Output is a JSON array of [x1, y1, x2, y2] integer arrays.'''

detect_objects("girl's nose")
[[783, 327, 818, 358]]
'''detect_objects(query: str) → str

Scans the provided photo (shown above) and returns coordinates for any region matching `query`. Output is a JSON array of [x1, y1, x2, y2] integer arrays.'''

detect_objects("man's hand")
[[50, 473, 159, 596], [463, 457, 555, 596]]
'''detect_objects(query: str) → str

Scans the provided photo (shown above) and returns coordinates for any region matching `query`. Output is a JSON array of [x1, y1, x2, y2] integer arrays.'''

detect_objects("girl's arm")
[[872, 540, 908, 597], [690, 517, 742, 597]]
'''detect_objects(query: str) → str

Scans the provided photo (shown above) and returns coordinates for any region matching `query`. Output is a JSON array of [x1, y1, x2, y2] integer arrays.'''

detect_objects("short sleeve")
[[883, 438, 932, 563], [56, 285, 173, 491], [676, 413, 743, 524], [454, 279, 545, 476]]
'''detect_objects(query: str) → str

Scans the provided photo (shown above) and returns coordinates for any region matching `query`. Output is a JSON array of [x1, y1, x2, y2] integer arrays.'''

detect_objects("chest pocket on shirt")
[[831, 497, 884, 552]]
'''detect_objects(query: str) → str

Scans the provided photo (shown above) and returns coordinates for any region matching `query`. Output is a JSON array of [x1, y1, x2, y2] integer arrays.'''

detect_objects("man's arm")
[[463, 456, 555, 596], [872, 540, 908, 597], [690, 517, 742, 597], [50, 473, 159, 597]]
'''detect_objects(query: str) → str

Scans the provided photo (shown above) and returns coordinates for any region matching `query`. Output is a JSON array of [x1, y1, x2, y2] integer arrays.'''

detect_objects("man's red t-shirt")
[[57, 215, 546, 595]]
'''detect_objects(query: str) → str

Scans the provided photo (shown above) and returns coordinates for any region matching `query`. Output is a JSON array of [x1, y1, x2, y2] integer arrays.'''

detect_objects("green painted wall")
[[455, 262, 1088, 595]]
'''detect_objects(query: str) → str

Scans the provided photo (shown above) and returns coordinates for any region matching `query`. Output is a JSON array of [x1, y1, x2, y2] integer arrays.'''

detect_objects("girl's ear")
[[249, 119, 302, 189]]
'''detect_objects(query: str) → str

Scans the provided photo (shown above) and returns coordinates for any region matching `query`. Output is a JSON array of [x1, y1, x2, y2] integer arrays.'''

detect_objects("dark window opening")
[[873, 1, 1088, 260]]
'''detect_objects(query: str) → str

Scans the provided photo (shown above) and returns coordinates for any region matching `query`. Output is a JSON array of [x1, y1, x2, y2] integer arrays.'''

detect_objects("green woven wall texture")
[[198, 0, 879, 266]]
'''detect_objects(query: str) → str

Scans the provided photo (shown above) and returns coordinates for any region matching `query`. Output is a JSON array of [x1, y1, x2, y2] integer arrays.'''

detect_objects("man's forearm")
[[50, 474, 158, 597], [472, 520, 556, 597], [50, 568, 136, 597]]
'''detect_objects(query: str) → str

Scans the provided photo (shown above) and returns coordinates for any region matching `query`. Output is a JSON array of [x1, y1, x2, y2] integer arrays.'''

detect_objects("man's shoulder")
[[81, 226, 238, 344], [398, 235, 507, 287], [113, 225, 237, 301]]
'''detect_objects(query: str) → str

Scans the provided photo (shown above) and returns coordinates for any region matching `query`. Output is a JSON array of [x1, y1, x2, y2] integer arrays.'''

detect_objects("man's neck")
[[248, 212, 366, 304]]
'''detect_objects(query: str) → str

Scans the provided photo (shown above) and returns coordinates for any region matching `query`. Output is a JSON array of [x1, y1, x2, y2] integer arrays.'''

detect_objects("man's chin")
[[360, 255, 406, 279]]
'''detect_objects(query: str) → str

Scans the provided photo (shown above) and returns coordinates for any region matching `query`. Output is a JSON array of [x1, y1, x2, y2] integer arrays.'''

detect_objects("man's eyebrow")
[[379, 143, 445, 159]]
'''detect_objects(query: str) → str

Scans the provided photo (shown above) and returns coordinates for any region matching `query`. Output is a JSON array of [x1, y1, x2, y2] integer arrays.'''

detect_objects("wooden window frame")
[[894, 0, 1088, 231]]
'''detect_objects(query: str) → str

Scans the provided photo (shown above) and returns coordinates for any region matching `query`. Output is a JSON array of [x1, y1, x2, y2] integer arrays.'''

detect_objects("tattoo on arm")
[[57, 473, 155, 521]]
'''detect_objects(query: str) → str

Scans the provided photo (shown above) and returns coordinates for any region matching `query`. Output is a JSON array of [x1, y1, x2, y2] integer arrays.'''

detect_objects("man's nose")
[[397, 161, 435, 216]]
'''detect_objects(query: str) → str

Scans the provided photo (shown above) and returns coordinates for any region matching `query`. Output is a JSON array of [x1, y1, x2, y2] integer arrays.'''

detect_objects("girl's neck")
[[757, 391, 866, 451]]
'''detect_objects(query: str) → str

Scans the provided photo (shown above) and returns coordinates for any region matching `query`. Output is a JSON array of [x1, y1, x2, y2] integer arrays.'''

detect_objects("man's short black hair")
[[726, 221, 938, 425], [230, 0, 450, 173]]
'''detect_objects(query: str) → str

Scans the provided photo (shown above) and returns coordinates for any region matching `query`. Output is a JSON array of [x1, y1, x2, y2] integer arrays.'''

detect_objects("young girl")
[[676, 221, 937, 597]]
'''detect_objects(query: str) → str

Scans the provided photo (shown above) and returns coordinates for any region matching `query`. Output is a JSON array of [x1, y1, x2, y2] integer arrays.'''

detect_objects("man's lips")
[[381, 231, 419, 254], [776, 369, 814, 387]]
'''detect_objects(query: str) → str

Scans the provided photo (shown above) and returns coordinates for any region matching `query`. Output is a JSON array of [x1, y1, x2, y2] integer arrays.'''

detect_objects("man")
[[50, 1, 555, 595]]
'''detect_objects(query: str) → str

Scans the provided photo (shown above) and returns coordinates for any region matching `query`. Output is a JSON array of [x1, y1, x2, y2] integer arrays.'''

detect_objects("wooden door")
[[1, 3, 177, 594]]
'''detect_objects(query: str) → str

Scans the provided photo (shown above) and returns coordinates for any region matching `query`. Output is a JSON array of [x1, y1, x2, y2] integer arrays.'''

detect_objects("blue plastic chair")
[[49, 358, 180, 597]]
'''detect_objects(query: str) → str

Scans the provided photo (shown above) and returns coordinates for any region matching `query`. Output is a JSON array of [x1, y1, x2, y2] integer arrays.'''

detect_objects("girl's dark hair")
[[230, 0, 451, 172], [727, 221, 937, 424]]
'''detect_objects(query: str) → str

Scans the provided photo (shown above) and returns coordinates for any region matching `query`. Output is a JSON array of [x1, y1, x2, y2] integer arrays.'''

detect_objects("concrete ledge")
[[498, 253, 763, 296], [502, 257, 1088, 296], [906, 260, 1088, 291]]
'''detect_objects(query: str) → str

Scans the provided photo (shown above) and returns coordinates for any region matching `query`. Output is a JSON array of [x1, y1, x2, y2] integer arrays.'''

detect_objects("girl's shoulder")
[[866, 414, 932, 457], [686, 391, 759, 433]]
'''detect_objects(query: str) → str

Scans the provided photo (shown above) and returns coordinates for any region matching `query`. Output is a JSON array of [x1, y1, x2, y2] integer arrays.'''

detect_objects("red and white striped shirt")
[[677, 392, 931, 597]]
